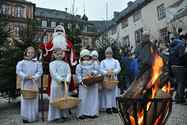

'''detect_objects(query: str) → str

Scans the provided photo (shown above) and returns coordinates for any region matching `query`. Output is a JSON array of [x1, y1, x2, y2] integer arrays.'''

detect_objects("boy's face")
[[83, 55, 90, 61], [26, 49, 35, 59], [56, 50, 63, 60], [92, 55, 98, 61], [106, 53, 112, 58]]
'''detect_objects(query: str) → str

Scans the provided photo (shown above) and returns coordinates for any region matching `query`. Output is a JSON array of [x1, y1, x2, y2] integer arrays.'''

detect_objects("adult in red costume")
[[39, 25, 77, 96]]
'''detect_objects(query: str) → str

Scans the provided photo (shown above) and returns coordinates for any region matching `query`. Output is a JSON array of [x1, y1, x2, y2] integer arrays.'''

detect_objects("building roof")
[[106, 0, 152, 29], [88, 20, 111, 34], [35, 7, 84, 22], [35, 7, 109, 34], [7, 0, 35, 5]]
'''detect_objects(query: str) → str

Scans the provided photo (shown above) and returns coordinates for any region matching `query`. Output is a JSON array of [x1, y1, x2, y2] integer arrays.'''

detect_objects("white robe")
[[76, 61, 99, 118], [100, 58, 121, 109], [16, 59, 43, 122], [48, 60, 71, 121]]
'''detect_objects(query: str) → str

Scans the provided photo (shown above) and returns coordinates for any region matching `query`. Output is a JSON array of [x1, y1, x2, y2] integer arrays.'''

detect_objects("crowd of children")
[[16, 46, 121, 123]]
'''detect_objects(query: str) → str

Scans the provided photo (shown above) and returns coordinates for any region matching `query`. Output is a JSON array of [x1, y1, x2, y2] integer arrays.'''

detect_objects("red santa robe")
[[40, 39, 77, 96]]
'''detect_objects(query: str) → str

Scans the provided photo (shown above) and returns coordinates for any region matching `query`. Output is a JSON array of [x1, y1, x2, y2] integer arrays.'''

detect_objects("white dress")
[[76, 61, 100, 118], [16, 58, 43, 122], [100, 58, 121, 109], [48, 60, 71, 121]]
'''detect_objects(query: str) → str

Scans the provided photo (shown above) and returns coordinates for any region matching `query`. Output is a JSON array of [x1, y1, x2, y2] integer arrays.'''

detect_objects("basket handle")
[[23, 78, 36, 90], [107, 73, 116, 81], [63, 82, 67, 97]]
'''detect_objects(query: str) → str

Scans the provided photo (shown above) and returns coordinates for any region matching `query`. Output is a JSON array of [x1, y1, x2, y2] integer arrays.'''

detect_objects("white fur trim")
[[71, 61, 77, 66], [54, 25, 65, 37], [79, 59, 94, 66], [69, 89, 78, 96], [70, 48, 77, 66], [43, 47, 53, 57]]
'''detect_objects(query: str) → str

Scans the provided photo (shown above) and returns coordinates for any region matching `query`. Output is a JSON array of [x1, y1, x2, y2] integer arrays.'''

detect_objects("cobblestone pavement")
[[0, 91, 186, 125]]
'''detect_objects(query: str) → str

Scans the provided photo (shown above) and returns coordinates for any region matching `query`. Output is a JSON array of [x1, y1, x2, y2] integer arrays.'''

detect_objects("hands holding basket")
[[25, 75, 34, 80], [60, 79, 70, 85]]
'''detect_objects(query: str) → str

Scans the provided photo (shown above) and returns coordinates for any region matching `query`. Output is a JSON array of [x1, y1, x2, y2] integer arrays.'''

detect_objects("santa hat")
[[53, 25, 65, 38], [80, 49, 90, 58], [105, 46, 113, 55], [66, 40, 77, 66], [90, 50, 99, 58]]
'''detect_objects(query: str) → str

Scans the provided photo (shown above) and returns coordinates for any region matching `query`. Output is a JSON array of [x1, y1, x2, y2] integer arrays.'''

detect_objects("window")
[[68, 23, 72, 29], [135, 28, 143, 44], [40, 12, 44, 16], [43, 35, 48, 44], [51, 21, 56, 27], [160, 28, 168, 40], [111, 27, 117, 35], [60, 22, 64, 26], [123, 36, 129, 46], [1, 4, 8, 14], [15, 6, 22, 18], [42, 20, 47, 27], [133, 11, 141, 22], [84, 38, 89, 46], [83, 26, 87, 32], [14, 26, 19, 37], [122, 19, 128, 29], [157, 4, 165, 20]]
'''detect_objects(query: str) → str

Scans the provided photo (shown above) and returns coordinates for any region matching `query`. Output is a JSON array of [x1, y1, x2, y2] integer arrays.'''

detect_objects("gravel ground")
[[0, 91, 187, 125]]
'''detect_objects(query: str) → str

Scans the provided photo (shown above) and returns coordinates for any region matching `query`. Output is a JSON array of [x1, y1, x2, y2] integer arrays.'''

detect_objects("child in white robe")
[[100, 47, 121, 114], [16, 46, 43, 123], [90, 50, 102, 110], [76, 49, 100, 119], [48, 48, 71, 122]]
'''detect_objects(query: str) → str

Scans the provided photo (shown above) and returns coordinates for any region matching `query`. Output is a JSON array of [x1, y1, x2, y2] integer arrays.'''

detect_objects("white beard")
[[52, 32, 67, 50]]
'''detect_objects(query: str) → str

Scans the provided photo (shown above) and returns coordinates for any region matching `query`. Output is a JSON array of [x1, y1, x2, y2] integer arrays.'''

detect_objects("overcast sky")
[[29, 0, 135, 20]]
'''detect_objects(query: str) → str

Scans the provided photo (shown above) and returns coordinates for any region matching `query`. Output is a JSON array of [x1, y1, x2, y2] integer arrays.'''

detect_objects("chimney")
[[65, 8, 67, 12], [127, 1, 133, 7], [76, 15, 81, 18], [114, 11, 119, 17]]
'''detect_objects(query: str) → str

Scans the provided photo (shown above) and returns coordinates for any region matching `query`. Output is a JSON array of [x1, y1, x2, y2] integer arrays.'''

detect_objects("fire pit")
[[116, 97, 173, 125], [117, 49, 174, 125]]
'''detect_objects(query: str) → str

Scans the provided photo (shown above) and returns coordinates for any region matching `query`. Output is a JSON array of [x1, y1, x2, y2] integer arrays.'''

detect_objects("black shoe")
[[106, 108, 112, 114], [23, 119, 29, 123], [112, 107, 119, 113], [79, 115, 86, 119]]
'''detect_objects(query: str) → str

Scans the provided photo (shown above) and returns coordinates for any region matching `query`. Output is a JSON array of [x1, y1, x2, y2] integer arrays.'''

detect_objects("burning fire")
[[129, 46, 171, 125]]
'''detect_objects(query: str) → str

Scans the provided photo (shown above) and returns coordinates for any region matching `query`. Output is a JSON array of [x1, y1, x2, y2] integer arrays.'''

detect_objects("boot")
[[106, 108, 112, 114], [112, 107, 119, 113]]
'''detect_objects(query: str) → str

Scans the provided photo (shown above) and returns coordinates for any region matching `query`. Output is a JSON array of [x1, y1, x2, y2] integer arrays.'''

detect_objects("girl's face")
[[106, 53, 112, 58], [26, 49, 35, 59], [92, 55, 98, 61], [83, 55, 90, 61], [56, 50, 63, 60]]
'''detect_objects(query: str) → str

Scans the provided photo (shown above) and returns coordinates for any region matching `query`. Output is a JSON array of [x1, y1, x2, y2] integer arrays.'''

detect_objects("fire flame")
[[129, 46, 171, 125]]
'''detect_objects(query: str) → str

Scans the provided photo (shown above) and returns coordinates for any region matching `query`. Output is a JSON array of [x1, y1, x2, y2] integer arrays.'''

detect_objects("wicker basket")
[[50, 82, 82, 109], [82, 75, 104, 86], [103, 75, 119, 89], [20, 79, 38, 99]]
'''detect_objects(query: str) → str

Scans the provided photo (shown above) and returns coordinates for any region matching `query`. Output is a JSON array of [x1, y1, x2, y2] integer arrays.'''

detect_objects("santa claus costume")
[[39, 25, 77, 96]]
